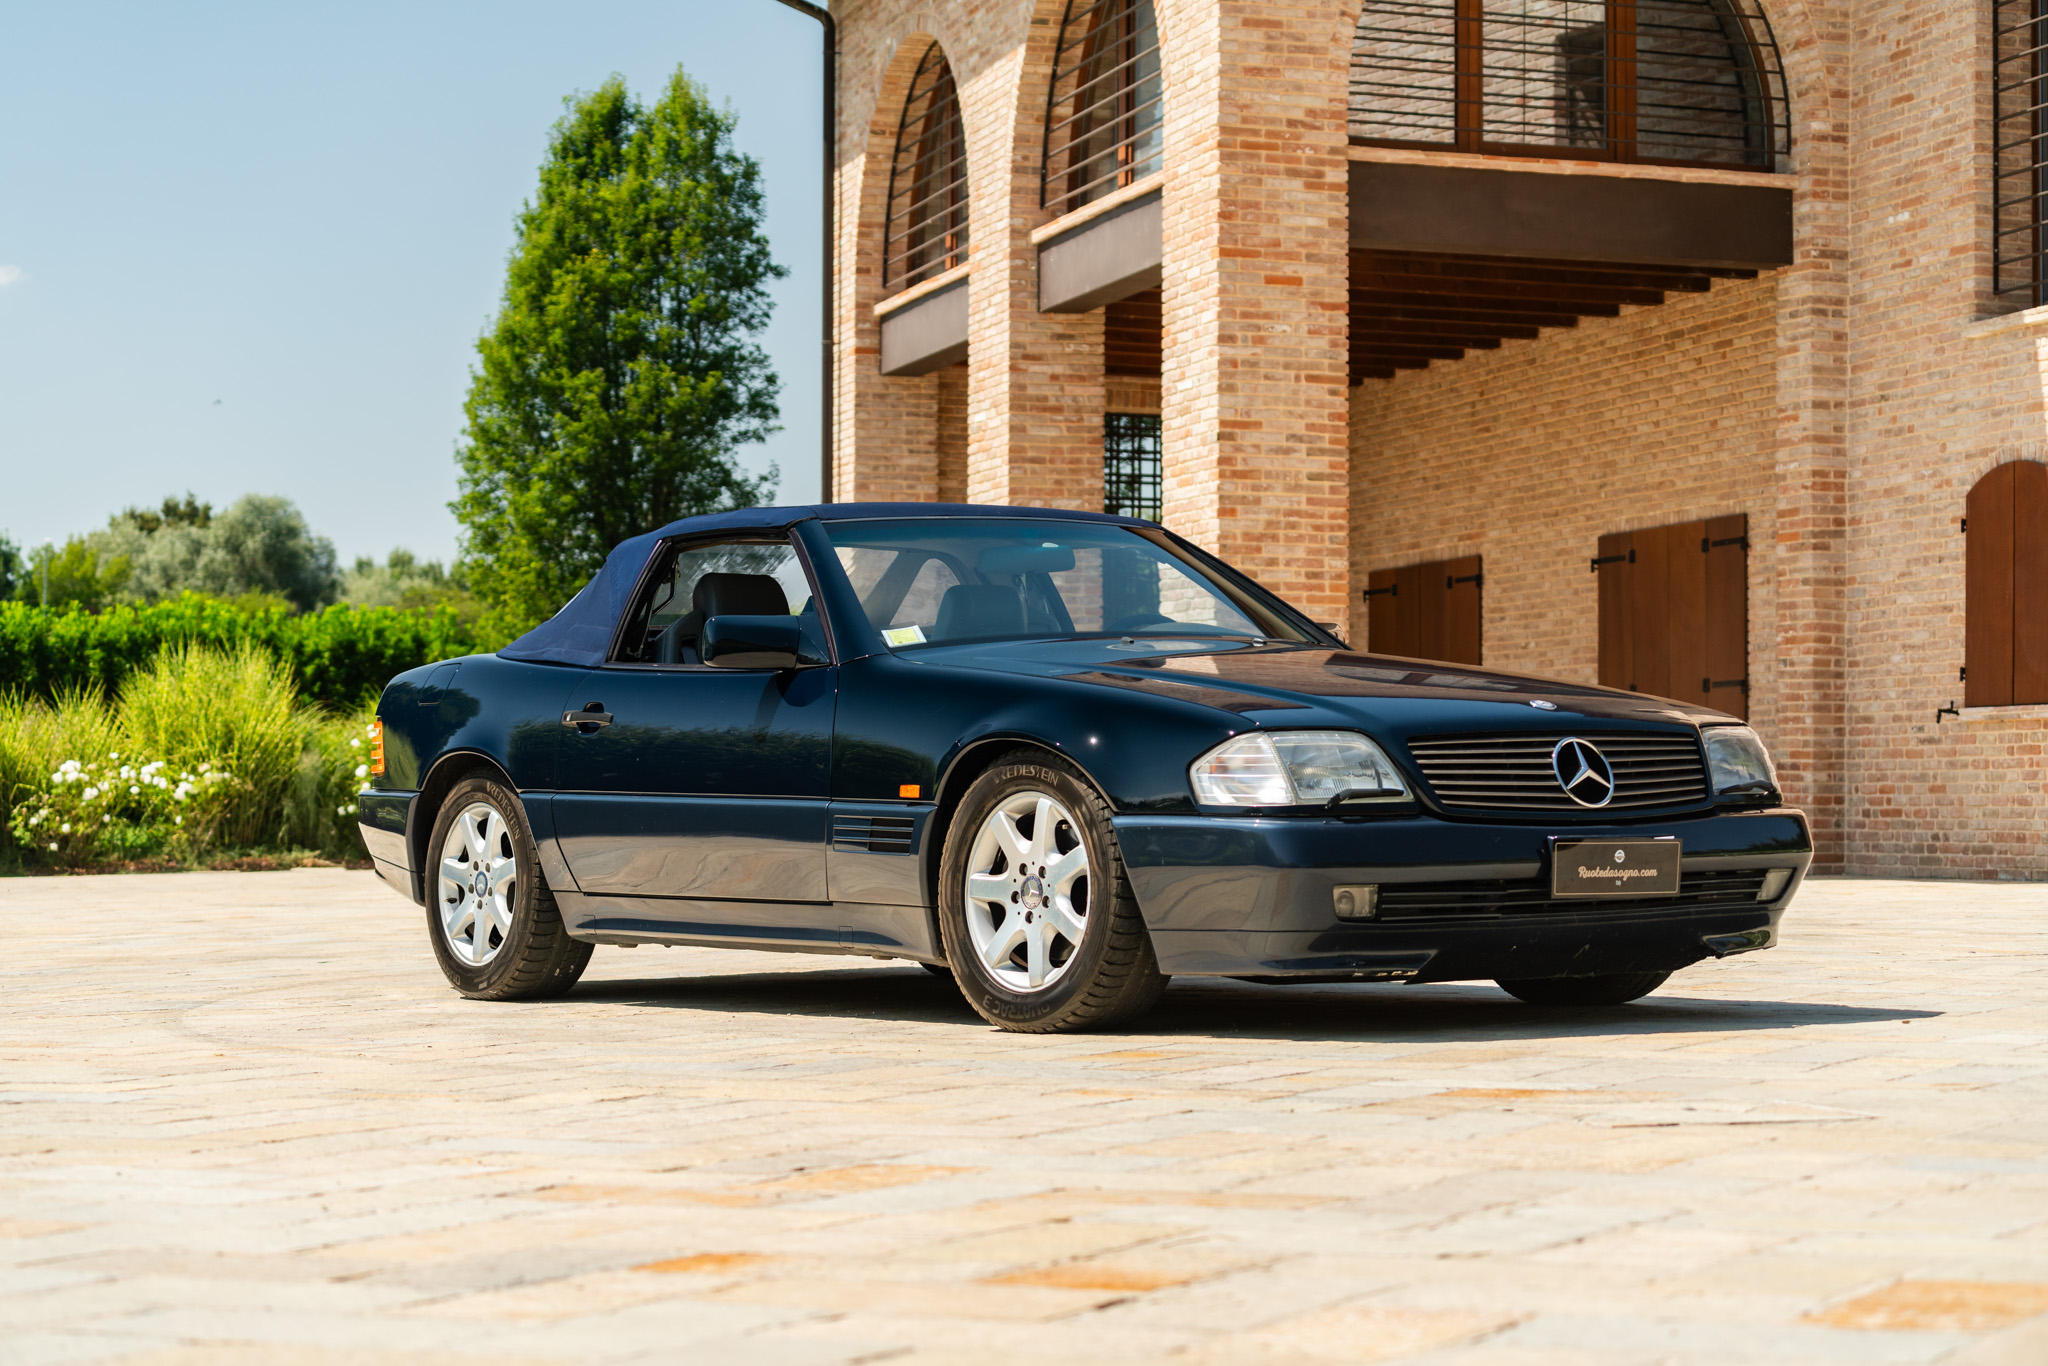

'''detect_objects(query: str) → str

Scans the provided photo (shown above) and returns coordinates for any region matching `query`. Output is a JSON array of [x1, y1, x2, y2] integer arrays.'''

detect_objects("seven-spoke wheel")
[[940, 753, 1167, 1032], [963, 790, 1091, 992], [437, 800, 518, 968], [424, 775, 592, 1000]]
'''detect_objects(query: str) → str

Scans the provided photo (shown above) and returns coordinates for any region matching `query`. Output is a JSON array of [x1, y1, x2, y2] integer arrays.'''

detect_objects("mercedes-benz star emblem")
[[1551, 737, 1616, 808]]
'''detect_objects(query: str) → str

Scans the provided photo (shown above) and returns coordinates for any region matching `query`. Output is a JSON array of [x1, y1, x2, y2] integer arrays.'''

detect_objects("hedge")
[[0, 597, 488, 711]]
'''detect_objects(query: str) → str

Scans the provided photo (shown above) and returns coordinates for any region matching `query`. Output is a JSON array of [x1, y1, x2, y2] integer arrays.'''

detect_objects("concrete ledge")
[[1038, 189, 1163, 314], [1350, 160, 1795, 270], [879, 277, 970, 377]]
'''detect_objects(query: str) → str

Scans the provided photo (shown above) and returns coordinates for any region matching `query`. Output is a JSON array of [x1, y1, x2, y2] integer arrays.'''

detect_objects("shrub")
[[117, 642, 314, 850], [0, 689, 122, 852], [285, 712, 378, 860], [0, 595, 488, 711]]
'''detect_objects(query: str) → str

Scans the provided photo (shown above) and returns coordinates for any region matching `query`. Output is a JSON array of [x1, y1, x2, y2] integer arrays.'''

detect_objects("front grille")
[[1376, 869, 1770, 922], [831, 814, 915, 855], [1406, 732, 1709, 813]]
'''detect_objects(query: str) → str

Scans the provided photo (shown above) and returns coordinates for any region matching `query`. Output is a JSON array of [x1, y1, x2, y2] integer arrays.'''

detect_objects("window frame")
[[603, 529, 838, 671], [1348, 0, 1790, 173]]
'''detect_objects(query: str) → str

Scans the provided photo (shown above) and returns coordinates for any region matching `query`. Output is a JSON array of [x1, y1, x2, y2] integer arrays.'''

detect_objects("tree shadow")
[[561, 961, 1940, 1042]]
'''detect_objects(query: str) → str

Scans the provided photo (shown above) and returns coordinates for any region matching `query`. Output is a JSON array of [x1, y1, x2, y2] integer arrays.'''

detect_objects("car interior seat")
[[654, 572, 791, 664], [932, 584, 1026, 641]]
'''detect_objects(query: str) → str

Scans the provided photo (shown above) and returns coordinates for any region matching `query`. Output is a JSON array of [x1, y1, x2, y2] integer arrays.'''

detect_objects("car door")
[[551, 533, 836, 908]]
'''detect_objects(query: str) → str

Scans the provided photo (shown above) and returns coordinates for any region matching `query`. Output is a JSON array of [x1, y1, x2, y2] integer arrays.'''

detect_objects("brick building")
[[826, 0, 2048, 879]]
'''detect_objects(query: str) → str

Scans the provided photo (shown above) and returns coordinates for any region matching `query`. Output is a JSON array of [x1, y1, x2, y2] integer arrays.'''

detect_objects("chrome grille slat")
[[1406, 731, 1709, 813]]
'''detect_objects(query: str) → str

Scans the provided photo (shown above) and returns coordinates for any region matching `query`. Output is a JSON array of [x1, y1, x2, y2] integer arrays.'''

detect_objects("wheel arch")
[[408, 749, 518, 903], [920, 734, 1114, 945]]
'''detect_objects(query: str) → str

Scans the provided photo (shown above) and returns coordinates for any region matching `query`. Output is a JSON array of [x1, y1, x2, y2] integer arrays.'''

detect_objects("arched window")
[[1349, 0, 1788, 171], [1965, 461, 2048, 707], [1042, 0, 1163, 218], [884, 43, 969, 292]]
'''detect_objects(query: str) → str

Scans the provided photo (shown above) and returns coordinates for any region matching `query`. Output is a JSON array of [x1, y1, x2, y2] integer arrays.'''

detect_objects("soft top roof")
[[497, 503, 1151, 666]]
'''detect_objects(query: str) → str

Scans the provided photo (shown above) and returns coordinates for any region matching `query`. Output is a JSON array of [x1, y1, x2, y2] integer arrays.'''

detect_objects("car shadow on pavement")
[[563, 963, 1939, 1040]]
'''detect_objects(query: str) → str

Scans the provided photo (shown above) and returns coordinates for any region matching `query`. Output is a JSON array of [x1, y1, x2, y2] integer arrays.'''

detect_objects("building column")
[[1770, 2, 1851, 866], [1155, 0, 1351, 626], [961, 35, 1106, 511]]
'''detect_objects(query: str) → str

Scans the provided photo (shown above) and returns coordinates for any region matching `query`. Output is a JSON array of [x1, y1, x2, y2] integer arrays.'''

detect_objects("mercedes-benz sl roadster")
[[357, 504, 1811, 1032]]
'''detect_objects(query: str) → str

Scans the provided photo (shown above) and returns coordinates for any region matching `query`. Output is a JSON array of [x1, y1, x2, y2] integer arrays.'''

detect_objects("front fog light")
[[1704, 725, 1778, 799], [1333, 884, 1379, 920], [1190, 731, 1410, 807], [1757, 868, 1793, 902]]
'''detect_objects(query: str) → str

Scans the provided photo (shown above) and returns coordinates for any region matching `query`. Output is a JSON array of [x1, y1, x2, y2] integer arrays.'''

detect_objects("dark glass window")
[[884, 44, 970, 292], [1996, 1, 2048, 308], [1350, 0, 1789, 171], [1102, 412, 1162, 523], [1043, 0, 1164, 218]]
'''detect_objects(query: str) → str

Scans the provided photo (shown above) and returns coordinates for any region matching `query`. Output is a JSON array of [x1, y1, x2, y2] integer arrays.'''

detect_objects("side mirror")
[[701, 615, 827, 670]]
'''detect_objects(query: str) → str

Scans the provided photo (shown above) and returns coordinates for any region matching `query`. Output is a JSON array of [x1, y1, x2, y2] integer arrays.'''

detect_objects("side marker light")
[[899, 784, 921, 799]]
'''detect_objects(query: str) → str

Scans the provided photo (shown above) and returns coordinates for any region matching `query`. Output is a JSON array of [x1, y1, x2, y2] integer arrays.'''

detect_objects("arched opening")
[[884, 42, 970, 293], [1349, 0, 1788, 171], [1042, 0, 1163, 219]]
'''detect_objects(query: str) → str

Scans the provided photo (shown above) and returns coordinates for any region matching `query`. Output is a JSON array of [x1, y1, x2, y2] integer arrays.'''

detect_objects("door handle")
[[562, 708, 613, 729]]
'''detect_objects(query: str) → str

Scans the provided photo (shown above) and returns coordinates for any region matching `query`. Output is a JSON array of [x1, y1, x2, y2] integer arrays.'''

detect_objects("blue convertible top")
[[497, 502, 1147, 667]]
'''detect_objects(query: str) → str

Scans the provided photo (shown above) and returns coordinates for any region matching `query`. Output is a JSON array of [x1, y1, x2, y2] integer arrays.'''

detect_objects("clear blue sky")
[[0, 1, 826, 568]]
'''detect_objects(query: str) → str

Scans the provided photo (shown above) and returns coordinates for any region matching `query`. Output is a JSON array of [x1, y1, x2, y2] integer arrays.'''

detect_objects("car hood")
[[916, 637, 1735, 732]]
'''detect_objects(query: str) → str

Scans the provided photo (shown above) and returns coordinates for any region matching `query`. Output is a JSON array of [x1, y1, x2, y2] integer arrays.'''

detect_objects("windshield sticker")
[[883, 624, 928, 647]]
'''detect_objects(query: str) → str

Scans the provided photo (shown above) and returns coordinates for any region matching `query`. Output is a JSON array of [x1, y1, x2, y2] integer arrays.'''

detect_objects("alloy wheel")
[[437, 800, 517, 968], [963, 789, 1091, 991]]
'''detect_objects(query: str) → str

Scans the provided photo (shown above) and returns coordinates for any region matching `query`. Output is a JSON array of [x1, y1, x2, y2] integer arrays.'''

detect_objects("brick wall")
[[1350, 274, 1784, 734]]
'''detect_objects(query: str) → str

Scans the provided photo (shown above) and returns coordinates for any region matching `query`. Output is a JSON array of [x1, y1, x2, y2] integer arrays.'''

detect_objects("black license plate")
[[1552, 838, 1681, 898]]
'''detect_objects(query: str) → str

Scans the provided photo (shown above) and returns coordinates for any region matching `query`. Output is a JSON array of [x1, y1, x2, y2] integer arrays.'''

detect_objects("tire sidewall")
[[939, 757, 1120, 1027], [425, 775, 550, 998]]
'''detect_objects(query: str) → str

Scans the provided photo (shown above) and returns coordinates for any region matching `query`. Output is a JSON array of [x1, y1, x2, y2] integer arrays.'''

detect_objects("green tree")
[[90, 494, 339, 613], [26, 538, 131, 611], [453, 68, 784, 637], [0, 535, 21, 602]]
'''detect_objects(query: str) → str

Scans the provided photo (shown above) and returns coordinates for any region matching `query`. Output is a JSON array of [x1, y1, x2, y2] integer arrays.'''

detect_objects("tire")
[[938, 751, 1167, 1032], [424, 775, 593, 1001], [1495, 971, 1670, 1007]]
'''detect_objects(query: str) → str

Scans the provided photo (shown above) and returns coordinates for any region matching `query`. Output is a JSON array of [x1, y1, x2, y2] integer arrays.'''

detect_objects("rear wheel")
[[939, 753, 1166, 1032], [426, 775, 592, 1001], [1495, 971, 1670, 1007]]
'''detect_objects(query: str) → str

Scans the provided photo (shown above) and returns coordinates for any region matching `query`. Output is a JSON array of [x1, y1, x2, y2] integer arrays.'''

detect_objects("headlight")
[[1704, 725, 1777, 799], [1190, 730, 1410, 807]]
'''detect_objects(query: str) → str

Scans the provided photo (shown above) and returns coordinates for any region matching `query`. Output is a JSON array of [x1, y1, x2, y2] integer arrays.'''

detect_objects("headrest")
[[933, 584, 1026, 641], [693, 572, 789, 618]]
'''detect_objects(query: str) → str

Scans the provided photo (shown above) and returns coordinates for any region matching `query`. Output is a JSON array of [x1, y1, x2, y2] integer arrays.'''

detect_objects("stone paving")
[[2, 871, 2046, 1364]]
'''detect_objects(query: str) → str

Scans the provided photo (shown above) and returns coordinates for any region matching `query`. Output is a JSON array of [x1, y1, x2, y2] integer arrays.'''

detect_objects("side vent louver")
[[832, 814, 916, 854]]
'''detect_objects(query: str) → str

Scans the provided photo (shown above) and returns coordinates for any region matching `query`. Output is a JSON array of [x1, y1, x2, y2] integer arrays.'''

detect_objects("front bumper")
[[1114, 808, 1811, 982]]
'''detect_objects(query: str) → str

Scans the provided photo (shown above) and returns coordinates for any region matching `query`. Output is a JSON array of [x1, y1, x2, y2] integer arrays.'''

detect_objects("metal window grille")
[[884, 43, 969, 291], [1350, 0, 1789, 171], [1996, 1, 2048, 309], [1103, 412, 1162, 522], [1043, 0, 1163, 217]]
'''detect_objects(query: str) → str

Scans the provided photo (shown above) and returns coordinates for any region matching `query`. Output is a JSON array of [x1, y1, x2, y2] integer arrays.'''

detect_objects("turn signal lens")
[[1190, 731, 1410, 807], [368, 718, 385, 777]]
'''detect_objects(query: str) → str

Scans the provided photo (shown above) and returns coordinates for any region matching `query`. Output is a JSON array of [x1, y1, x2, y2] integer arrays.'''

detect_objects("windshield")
[[821, 518, 1311, 649]]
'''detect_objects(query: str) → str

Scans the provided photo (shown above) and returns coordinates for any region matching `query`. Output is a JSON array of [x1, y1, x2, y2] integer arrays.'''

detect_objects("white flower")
[[47, 842, 57, 852], [350, 738, 362, 749], [129, 785, 140, 795], [353, 764, 369, 779], [120, 766, 133, 779], [198, 763, 211, 774], [81, 787, 98, 801], [60, 759, 80, 773], [109, 752, 119, 760], [347, 804, 358, 814], [59, 822, 70, 834]]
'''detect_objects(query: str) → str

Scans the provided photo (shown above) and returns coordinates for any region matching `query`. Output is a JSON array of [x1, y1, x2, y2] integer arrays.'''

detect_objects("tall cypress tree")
[[455, 70, 783, 637]]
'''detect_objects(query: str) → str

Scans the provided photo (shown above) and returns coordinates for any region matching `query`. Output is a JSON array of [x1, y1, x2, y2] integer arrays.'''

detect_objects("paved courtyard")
[[1, 871, 2045, 1364]]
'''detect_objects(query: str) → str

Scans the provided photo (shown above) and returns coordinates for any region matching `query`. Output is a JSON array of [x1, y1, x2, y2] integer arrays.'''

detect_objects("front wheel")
[[1495, 971, 1670, 1007], [938, 753, 1167, 1032], [425, 775, 592, 1000]]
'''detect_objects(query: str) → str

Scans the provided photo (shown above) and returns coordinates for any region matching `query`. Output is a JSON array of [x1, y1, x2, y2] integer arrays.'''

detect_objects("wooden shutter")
[[1363, 556, 1482, 664], [1967, 460, 2048, 706], [1596, 516, 1749, 718]]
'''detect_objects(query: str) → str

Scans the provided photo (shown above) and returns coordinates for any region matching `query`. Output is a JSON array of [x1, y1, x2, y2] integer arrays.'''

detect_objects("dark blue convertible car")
[[358, 504, 1811, 1032]]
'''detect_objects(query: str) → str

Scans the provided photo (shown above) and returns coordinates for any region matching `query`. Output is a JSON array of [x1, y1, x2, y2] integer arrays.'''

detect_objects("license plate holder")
[[1551, 838, 1681, 898]]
